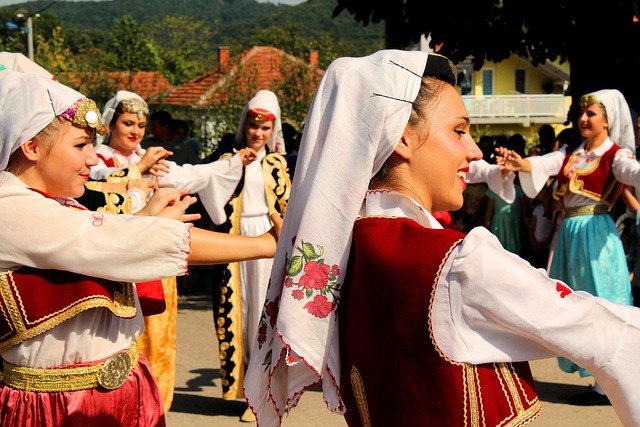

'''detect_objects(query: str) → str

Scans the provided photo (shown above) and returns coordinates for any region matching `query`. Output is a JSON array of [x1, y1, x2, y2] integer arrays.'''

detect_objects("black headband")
[[424, 53, 457, 86]]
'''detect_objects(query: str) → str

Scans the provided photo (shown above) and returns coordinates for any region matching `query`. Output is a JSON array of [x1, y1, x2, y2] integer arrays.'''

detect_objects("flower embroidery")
[[304, 295, 334, 318], [292, 289, 304, 300], [91, 213, 106, 226], [286, 240, 341, 318], [555, 282, 572, 298], [299, 261, 330, 290], [257, 296, 280, 352], [257, 240, 342, 369], [284, 277, 294, 288], [265, 296, 280, 328]]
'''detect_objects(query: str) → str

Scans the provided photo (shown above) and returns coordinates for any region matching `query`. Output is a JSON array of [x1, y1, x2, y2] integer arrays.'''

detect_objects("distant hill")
[[1, 0, 384, 58]]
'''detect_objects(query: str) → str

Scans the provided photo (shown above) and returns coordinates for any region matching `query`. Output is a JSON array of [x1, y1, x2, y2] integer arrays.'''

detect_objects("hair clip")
[[371, 93, 413, 104], [388, 60, 422, 78]]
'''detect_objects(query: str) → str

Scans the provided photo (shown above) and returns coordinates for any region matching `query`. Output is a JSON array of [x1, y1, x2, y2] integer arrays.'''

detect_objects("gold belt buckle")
[[97, 351, 131, 390]]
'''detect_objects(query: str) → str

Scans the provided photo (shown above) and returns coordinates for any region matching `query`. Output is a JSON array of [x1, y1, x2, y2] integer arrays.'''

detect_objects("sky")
[[0, 0, 307, 6]]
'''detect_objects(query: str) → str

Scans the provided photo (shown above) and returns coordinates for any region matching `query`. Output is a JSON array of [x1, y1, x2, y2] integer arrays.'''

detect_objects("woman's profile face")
[[244, 117, 273, 153], [109, 111, 147, 155], [405, 84, 481, 212], [37, 123, 98, 198]]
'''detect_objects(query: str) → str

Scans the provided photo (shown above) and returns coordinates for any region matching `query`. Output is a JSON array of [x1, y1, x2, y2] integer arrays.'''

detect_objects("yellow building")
[[457, 55, 572, 145]]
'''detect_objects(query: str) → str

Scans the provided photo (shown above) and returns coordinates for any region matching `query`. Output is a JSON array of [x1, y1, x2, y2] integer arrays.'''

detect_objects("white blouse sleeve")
[[432, 227, 640, 427], [612, 148, 640, 188], [0, 186, 191, 282], [518, 148, 566, 198], [157, 155, 243, 225], [467, 159, 516, 203]]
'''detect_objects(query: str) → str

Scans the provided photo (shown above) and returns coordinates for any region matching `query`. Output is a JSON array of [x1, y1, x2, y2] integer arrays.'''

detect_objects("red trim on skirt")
[[0, 355, 165, 427]]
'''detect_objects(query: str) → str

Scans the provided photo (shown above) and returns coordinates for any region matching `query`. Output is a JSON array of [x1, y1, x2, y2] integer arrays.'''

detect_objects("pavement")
[[166, 286, 621, 427]]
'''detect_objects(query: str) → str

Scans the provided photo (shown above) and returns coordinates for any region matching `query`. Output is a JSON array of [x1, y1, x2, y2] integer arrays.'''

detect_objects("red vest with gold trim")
[[339, 217, 540, 427], [553, 144, 625, 207], [0, 267, 137, 352]]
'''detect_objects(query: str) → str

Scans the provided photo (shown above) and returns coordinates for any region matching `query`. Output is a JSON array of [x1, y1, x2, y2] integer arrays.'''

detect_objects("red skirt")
[[0, 355, 165, 427]]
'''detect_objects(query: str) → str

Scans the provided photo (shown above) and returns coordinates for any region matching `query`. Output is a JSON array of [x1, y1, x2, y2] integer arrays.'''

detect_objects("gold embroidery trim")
[[564, 204, 610, 218], [262, 153, 291, 216], [0, 269, 136, 352], [560, 154, 622, 206], [350, 366, 371, 427], [2, 342, 139, 392], [220, 193, 245, 400]]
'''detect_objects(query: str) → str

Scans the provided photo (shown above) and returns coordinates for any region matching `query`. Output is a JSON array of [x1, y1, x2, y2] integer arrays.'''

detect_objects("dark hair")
[[150, 110, 173, 126], [507, 133, 526, 158], [537, 124, 556, 154], [282, 122, 299, 152], [220, 132, 235, 147], [171, 119, 190, 134]]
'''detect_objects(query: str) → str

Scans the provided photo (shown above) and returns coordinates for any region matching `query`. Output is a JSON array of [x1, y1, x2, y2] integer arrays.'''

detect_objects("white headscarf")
[[0, 71, 92, 170], [0, 52, 54, 80], [234, 89, 285, 153], [100, 90, 149, 145], [585, 89, 635, 154], [244, 49, 437, 425]]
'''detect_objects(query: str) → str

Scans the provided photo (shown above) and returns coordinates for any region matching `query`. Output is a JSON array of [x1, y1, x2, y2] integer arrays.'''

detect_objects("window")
[[482, 69, 493, 95], [515, 69, 526, 94]]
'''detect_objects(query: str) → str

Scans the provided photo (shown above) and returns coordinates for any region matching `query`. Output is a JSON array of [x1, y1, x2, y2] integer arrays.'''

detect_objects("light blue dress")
[[519, 141, 634, 378], [486, 185, 524, 256]]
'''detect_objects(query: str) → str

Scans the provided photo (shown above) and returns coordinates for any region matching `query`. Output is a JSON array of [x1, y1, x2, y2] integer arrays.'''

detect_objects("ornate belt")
[[564, 204, 610, 218], [1, 342, 139, 392]]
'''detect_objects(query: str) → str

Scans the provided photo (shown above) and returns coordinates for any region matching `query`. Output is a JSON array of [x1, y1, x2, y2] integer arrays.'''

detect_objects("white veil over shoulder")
[[244, 49, 435, 426], [588, 89, 635, 154]]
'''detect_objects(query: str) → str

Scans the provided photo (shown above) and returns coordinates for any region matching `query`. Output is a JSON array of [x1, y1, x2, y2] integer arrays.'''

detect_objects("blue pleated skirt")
[[550, 212, 632, 377]]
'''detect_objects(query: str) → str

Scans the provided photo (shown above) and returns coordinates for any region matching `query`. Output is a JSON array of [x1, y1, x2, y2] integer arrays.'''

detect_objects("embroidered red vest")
[[0, 267, 137, 352], [553, 144, 625, 206], [339, 217, 540, 427]]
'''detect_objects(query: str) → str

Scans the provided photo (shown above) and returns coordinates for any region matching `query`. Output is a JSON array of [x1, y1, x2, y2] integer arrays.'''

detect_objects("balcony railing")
[[462, 94, 570, 125]]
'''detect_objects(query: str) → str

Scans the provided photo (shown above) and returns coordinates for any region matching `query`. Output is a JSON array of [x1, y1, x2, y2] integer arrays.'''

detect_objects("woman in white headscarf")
[[89, 90, 255, 222], [214, 89, 291, 421], [0, 72, 281, 426], [244, 50, 640, 427], [498, 88, 640, 405], [83, 90, 259, 413]]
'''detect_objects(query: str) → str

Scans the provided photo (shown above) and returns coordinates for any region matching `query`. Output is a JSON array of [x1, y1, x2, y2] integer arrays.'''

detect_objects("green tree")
[[276, 58, 323, 127], [332, 0, 640, 111], [250, 23, 353, 69], [108, 13, 161, 73], [146, 16, 213, 85], [35, 25, 74, 74]]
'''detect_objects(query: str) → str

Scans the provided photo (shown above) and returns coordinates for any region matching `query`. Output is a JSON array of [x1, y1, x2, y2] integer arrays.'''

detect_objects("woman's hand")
[[239, 148, 258, 166], [127, 178, 155, 197], [137, 147, 172, 174], [135, 187, 201, 223], [257, 212, 284, 257], [495, 147, 531, 173]]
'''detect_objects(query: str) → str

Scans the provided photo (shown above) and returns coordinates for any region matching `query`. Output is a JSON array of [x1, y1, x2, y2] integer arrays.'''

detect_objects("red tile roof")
[[59, 71, 174, 100], [153, 46, 323, 107]]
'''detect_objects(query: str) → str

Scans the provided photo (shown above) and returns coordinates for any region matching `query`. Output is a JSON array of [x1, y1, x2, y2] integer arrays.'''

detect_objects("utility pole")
[[15, 13, 35, 61], [6, 1, 59, 62], [26, 15, 33, 62]]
